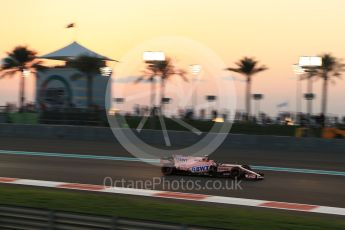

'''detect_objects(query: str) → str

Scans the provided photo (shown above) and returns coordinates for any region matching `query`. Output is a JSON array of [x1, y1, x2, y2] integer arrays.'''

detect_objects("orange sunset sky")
[[1, 0, 345, 116]]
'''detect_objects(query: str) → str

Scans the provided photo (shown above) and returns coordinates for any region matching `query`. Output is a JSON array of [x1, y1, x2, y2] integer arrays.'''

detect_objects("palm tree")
[[69, 55, 105, 109], [0, 46, 43, 111], [226, 57, 267, 117], [155, 58, 187, 112], [137, 57, 187, 115], [317, 54, 345, 115]]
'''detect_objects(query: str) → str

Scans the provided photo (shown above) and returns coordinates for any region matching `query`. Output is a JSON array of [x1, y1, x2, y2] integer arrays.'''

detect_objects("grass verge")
[[0, 186, 344, 230]]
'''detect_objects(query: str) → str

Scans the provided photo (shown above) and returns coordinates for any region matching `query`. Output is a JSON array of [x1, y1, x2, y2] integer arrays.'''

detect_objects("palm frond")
[[68, 55, 105, 75], [315, 53, 345, 84], [176, 69, 188, 82], [227, 57, 267, 76], [0, 69, 18, 79], [252, 66, 268, 74], [8, 46, 37, 65], [143, 56, 187, 83], [225, 68, 242, 73], [300, 71, 317, 80], [1, 57, 19, 70], [1, 46, 43, 79]]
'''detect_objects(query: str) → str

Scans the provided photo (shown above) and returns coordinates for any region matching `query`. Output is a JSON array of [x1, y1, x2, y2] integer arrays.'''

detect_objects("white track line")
[[0, 177, 344, 216]]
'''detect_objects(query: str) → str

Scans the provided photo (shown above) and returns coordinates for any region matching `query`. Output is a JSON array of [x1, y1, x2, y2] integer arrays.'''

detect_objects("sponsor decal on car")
[[191, 165, 209, 172], [176, 157, 188, 162], [218, 166, 232, 171], [245, 174, 257, 179]]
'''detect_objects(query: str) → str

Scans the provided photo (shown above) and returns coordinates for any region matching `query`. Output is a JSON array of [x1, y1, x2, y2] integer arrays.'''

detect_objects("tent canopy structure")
[[39, 41, 117, 61]]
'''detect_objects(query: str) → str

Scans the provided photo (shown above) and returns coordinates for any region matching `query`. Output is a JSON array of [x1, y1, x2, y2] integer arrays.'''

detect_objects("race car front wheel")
[[161, 167, 175, 176]]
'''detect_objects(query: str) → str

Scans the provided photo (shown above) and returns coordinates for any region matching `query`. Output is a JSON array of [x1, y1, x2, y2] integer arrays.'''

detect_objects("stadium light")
[[190, 64, 202, 110], [292, 64, 304, 120], [143, 51, 165, 61], [100, 67, 112, 77], [298, 56, 321, 116], [190, 64, 201, 75], [299, 56, 322, 67], [22, 69, 30, 78]]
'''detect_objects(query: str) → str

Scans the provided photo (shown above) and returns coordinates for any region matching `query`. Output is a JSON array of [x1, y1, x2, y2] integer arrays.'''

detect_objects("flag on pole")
[[66, 23, 75, 29]]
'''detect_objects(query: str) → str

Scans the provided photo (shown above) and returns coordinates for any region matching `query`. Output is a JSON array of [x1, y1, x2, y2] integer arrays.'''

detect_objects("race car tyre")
[[161, 167, 175, 176], [230, 167, 241, 179], [209, 166, 217, 177]]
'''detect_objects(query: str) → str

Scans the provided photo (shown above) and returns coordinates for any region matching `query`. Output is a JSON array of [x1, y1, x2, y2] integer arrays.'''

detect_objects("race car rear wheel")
[[209, 166, 217, 177], [161, 167, 175, 176], [230, 167, 241, 179]]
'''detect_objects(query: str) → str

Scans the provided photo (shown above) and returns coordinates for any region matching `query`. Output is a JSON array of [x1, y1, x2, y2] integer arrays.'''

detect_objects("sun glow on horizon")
[[1, 0, 345, 115]]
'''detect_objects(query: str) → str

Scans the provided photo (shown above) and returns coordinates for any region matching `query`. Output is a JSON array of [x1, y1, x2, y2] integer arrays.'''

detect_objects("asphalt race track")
[[0, 137, 344, 208]]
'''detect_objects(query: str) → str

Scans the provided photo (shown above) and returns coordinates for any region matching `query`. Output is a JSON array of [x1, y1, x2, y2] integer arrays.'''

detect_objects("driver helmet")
[[202, 155, 209, 162]]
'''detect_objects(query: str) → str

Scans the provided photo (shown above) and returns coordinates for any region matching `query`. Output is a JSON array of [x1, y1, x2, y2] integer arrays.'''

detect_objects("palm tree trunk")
[[321, 74, 328, 115], [150, 77, 156, 115], [87, 74, 93, 109], [149, 77, 157, 129], [307, 77, 313, 115], [160, 79, 166, 116], [19, 74, 25, 112], [246, 76, 251, 117]]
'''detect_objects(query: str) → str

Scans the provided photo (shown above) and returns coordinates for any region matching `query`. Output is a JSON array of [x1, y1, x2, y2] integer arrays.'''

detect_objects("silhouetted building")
[[37, 42, 113, 110]]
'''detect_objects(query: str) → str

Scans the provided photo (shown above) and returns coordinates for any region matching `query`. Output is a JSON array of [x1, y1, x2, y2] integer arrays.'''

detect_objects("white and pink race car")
[[160, 155, 264, 180]]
